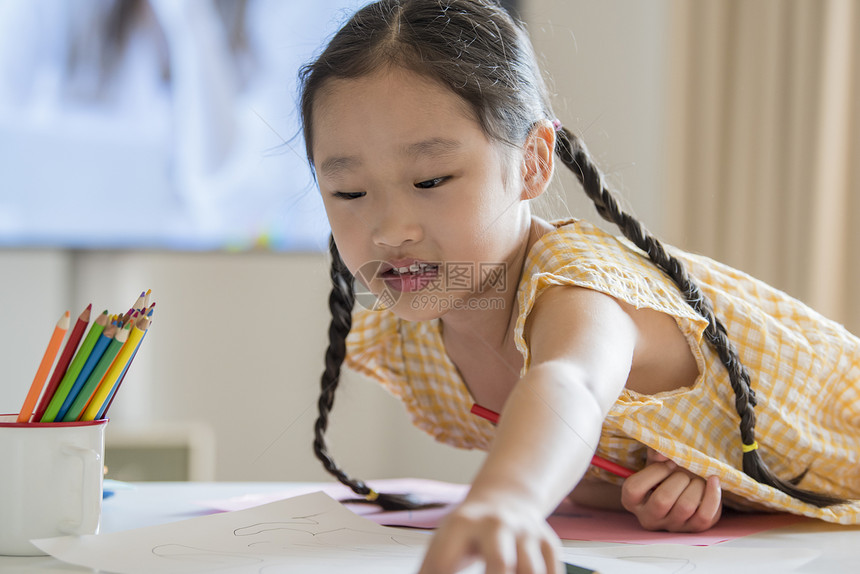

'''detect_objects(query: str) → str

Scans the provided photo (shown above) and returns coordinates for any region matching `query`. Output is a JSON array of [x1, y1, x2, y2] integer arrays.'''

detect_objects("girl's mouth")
[[381, 262, 439, 292]]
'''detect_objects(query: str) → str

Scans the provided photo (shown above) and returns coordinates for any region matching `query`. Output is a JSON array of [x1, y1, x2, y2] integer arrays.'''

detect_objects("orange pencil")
[[33, 304, 92, 421], [17, 311, 70, 423]]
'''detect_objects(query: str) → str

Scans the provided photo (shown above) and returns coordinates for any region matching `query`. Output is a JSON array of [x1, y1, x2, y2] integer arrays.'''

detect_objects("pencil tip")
[[86, 303, 92, 310]]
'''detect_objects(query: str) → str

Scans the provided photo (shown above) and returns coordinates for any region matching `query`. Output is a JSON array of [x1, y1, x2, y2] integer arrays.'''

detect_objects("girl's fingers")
[[641, 471, 692, 520], [621, 461, 678, 509], [653, 475, 723, 532], [665, 474, 706, 524], [418, 522, 474, 574], [418, 505, 562, 574], [623, 454, 725, 533], [478, 524, 516, 574], [514, 535, 543, 574], [683, 476, 722, 532], [664, 475, 723, 532], [542, 538, 564, 574]]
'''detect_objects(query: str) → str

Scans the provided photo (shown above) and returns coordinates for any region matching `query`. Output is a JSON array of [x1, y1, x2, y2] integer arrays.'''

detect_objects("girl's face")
[[312, 67, 533, 321]]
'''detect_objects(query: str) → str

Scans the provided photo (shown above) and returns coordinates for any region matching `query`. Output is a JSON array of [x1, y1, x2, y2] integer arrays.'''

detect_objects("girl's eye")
[[414, 177, 448, 189], [332, 191, 366, 200]]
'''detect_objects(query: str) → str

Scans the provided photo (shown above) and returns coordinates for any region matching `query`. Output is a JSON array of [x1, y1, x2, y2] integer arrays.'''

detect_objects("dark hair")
[[299, 0, 843, 510]]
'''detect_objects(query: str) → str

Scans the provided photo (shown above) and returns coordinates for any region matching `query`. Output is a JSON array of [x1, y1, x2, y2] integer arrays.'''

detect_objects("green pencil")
[[40, 311, 109, 422], [62, 322, 127, 422]]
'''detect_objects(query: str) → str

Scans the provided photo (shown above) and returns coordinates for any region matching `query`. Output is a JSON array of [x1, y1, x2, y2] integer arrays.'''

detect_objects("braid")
[[554, 126, 845, 507], [313, 235, 437, 511]]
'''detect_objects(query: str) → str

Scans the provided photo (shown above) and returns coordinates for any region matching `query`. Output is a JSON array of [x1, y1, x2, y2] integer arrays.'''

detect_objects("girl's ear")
[[520, 119, 555, 200]]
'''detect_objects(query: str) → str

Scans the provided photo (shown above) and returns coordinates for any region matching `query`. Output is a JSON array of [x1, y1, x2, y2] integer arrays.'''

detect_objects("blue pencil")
[[96, 326, 148, 419], [55, 322, 116, 421]]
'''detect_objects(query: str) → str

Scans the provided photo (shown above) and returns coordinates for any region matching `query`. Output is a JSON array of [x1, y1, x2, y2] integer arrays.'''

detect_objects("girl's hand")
[[417, 499, 563, 574], [621, 450, 722, 532]]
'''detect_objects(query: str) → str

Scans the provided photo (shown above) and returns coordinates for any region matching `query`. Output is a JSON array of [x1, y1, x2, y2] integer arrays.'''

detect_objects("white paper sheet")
[[560, 544, 819, 574], [35, 492, 444, 574], [32, 491, 819, 574]]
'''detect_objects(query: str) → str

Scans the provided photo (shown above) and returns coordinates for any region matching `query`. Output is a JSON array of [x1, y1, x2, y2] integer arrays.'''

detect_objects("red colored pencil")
[[469, 404, 634, 479], [33, 304, 92, 421]]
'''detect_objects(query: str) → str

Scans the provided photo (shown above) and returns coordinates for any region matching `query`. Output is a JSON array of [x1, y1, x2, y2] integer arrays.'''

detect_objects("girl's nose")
[[371, 200, 423, 248]]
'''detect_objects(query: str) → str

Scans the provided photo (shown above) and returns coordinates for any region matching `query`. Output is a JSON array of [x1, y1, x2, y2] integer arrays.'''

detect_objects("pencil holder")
[[0, 414, 107, 556]]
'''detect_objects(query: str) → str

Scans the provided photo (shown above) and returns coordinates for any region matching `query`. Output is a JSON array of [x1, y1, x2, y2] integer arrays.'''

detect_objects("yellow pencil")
[[17, 311, 70, 423], [81, 316, 149, 421]]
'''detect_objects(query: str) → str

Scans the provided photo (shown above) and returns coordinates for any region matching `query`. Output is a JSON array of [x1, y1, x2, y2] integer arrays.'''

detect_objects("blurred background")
[[1, 0, 858, 484]]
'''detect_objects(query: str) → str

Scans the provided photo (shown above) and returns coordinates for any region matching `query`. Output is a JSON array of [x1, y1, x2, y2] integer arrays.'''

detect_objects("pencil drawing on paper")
[[151, 544, 263, 568], [234, 513, 423, 555], [148, 503, 429, 571]]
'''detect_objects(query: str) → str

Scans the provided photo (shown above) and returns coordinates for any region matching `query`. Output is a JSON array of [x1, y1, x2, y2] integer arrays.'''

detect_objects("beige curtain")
[[665, 0, 860, 334]]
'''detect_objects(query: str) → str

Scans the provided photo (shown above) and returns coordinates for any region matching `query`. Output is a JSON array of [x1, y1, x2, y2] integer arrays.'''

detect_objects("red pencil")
[[33, 304, 92, 421], [469, 404, 634, 479], [17, 311, 70, 423]]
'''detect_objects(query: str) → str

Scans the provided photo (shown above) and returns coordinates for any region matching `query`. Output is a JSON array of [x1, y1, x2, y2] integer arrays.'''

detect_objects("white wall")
[[0, 1, 673, 484], [526, 0, 672, 237], [0, 251, 72, 409]]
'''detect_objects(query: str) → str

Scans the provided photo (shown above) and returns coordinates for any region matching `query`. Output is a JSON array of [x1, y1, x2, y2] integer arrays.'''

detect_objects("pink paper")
[[198, 478, 806, 546], [199, 478, 467, 513], [547, 501, 807, 545]]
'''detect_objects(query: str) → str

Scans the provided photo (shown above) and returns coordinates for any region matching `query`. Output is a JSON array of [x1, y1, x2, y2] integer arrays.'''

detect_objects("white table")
[[2, 482, 859, 573]]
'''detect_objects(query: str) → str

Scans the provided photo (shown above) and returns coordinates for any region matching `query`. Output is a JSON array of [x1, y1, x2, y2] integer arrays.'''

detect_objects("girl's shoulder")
[[528, 217, 628, 253], [524, 217, 664, 281], [521, 217, 704, 323], [513, 218, 710, 367]]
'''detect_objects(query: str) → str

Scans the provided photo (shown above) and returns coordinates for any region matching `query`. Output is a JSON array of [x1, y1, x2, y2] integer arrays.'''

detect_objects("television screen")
[[0, 0, 368, 251]]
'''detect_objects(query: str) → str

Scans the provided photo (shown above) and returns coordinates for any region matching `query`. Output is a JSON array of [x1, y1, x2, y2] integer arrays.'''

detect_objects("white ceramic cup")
[[0, 414, 107, 556]]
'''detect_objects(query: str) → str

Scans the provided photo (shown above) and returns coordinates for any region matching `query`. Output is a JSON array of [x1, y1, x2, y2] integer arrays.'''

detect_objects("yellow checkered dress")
[[345, 219, 860, 523]]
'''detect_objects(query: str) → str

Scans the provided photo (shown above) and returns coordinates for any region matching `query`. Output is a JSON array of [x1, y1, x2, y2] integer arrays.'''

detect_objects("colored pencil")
[[83, 315, 149, 421], [40, 311, 109, 422], [120, 308, 134, 324], [97, 309, 153, 419], [16, 311, 70, 423], [53, 320, 116, 422], [122, 310, 139, 328], [131, 291, 146, 313], [33, 304, 92, 421], [62, 322, 129, 421], [93, 342, 139, 420], [469, 404, 634, 479], [30, 290, 154, 423]]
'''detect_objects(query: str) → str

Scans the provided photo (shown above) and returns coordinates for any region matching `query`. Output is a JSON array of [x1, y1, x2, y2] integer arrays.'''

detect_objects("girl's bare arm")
[[419, 285, 637, 574]]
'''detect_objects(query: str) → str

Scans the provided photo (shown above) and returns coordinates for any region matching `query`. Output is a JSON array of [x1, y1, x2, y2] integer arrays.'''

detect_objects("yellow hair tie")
[[365, 489, 380, 502], [742, 441, 759, 453]]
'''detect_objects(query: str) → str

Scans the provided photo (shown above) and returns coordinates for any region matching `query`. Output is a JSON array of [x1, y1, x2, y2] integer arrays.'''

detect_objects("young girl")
[[298, 1, 860, 572]]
